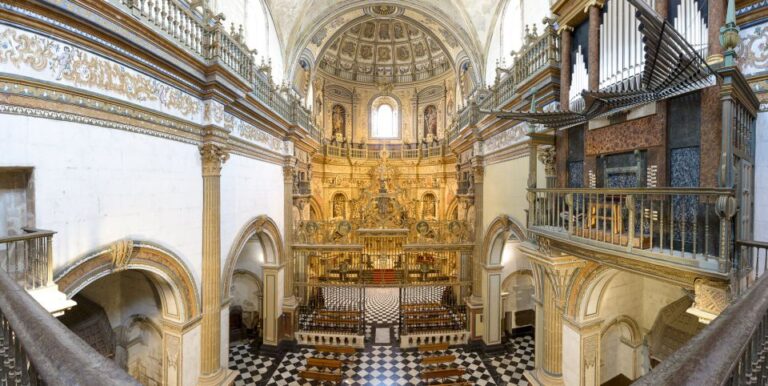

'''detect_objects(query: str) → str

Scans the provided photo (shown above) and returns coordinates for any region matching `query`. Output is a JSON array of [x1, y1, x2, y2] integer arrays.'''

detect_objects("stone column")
[[562, 319, 603, 386], [525, 250, 583, 386], [588, 4, 601, 91], [708, 0, 726, 64], [282, 160, 298, 341], [262, 264, 283, 347], [198, 143, 235, 386], [559, 26, 574, 111], [470, 157, 485, 301]]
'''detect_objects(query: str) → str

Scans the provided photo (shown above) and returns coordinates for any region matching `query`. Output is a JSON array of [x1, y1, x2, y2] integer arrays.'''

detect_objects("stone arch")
[[309, 195, 325, 221], [222, 215, 285, 298], [601, 315, 642, 346], [565, 264, 620, 320], [331, 192, 348, 219], [482, 215, 527, 266], [56, 240, 200, 322], [445, 196, 459, 220]]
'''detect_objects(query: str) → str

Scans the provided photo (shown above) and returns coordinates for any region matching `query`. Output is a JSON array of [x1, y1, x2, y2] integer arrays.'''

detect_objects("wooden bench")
[[313, 318, 359, 325], [403, 309, 450, 317], [315, 345, 358, 355], [307, 357, 343, 370], [299, 370, 342, 384], [421, 367, 466, 380], [317, 310, 361, 317], [401, 303, 442, 309], [429, 382, 471, 386], [420, 354, 455, 366], [418, 343, 450, 353], [405, 317, 454, 326]]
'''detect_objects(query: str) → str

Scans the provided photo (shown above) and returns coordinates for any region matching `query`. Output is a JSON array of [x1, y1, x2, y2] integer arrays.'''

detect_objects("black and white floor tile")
[[486, 335, 535, 385], [265, 345, 496, 386], [228, 342, 276, 386], [228, 333, 535, 386]]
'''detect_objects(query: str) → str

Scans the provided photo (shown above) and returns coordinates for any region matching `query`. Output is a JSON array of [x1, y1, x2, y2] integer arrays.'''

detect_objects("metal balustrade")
[[0, 229, 54, 291], [635, 241, 768, 385], [529, 188, 735, 272], [0, 268, 140, 386]]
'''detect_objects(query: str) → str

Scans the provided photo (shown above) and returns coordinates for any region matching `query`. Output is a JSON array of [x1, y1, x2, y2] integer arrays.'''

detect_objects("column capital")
[[583, 0, 605, 13], [538, 145, 557, 177], [199, 143, 229, 176]]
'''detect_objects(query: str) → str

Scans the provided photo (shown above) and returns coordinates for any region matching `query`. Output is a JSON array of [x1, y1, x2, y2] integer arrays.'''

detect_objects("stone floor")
[[228, 334, 535, 386], [229, 286, 534, 385]]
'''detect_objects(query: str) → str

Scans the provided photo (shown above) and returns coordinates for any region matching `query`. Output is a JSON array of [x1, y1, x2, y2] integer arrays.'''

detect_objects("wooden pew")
[[421, 367, 466, 380], [401, 303, 442, 310], [315, 345, 358, 355], [418, 343, 450, 353], [420, 354, 455, 366], [307, 357, 343, 370], [429, 382, 471, 386], [313, 318, 359, 325], [299, 370, 342, 384], [403, 309, 450, 317]]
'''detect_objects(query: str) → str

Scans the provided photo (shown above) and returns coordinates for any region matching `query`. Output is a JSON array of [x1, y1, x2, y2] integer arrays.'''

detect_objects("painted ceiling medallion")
[[364, 5, 405, 18], [318, 17, 450, 84]]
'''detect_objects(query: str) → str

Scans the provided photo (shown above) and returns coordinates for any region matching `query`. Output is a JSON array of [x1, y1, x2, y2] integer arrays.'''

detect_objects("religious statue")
[[423, 105, 438, 138], [331, 104, 346, 138], [422, 194, 436, 219], [332, 194, 346, 218]]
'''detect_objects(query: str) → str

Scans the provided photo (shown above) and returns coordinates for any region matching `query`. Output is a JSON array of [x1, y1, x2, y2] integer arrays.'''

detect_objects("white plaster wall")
[[0, 114, 204, 284], [754, 112, 768, 242], [482, 155, 545, 232], [220, 154, 284, 270], [601, 325, 635, 383]]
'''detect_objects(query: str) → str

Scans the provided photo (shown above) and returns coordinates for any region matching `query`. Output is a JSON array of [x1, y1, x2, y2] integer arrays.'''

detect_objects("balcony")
[[528, 188, 736, 274], [107, 0, 321, 141], [0, 229, 76, 316], [322, 142, 447, 161]]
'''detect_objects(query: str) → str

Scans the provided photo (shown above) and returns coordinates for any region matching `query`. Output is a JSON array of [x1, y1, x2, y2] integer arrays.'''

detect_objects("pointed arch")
[[55, 240, 200, 322]]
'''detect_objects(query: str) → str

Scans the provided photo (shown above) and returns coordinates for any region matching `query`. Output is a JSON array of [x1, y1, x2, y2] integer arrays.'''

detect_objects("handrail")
[[0, 269, 140, 386], [0, 228, 55, 290], [529, 187, 734, 195], [634, 240, 768, 385]]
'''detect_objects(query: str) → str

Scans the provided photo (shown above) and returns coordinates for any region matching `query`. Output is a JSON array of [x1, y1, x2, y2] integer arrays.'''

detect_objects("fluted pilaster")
[[199, 142, 229, 381]]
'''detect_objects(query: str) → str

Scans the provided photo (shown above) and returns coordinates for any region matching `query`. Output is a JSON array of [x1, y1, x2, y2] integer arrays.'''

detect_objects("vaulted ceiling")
[[267, 0, 510, 84]]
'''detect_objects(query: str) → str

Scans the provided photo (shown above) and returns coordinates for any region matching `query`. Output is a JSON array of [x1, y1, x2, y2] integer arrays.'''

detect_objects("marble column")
[[708, 0, 726, 64], [198, 143, 235, 386], [559, 26, 574, 111], [588, 4, 601, 91]]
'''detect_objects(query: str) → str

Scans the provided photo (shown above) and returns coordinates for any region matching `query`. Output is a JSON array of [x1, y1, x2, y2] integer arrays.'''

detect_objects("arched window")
[[370, 96, 399, 139]]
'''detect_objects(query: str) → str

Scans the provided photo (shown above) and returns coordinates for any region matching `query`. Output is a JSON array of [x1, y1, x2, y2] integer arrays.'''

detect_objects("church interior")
[[0, 0, 767, 385]]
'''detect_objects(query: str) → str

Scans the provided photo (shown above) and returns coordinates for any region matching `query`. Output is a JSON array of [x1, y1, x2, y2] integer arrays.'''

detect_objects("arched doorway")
[[223, 215, 284, 349], [56, 240, 200, 386]]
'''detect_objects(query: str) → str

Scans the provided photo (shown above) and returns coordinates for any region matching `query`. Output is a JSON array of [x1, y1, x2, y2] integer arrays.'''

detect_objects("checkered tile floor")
[[266, 345, 494, 386], [228, 334, 536, 386], [486, 335, 535, 385], [228, 342, 276, 386]]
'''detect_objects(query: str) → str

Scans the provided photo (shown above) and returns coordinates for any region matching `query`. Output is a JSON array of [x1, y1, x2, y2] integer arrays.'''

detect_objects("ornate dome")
[[317, 14, 452, 85]]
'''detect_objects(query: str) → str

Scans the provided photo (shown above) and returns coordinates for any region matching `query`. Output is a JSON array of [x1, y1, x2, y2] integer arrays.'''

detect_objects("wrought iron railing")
[[634, 240, 768, 385], [0, 229, 54, 291], [0, 268, 140, 386], [528, 188, 736, 272]]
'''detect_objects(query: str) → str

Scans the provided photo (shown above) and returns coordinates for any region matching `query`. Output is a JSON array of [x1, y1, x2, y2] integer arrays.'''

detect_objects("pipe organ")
[[599, 0, 656, 91], [671, 0, 709, 57]]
